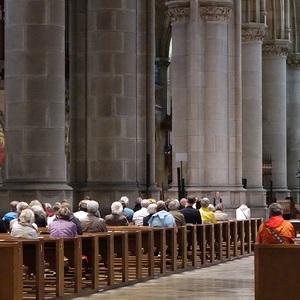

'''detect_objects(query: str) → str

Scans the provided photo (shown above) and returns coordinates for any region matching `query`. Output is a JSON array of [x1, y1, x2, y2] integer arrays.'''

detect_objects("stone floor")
[[75, 256, 254, 300]]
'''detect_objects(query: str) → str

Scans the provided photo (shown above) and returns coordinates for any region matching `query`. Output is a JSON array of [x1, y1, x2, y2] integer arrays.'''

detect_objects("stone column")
[[262, 43, 290, 198], [242, 22, 266, 206], [166, 0, 190, 193], [2, 0, 71, 204], [287, 56, 300, 202]]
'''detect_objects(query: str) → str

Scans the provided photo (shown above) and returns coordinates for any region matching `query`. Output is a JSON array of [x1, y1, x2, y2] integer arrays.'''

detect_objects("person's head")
[[135, 197, 142, 205], [10, 201, 20, 212], [164, 198, 173, 210], [120, 196, 129, 207], [180, 198, 187, 207], [214, 203, 224, 212], [29, 199, 42, 208], [84, 195, 92, 200], [269, 203, 283, 217], [141, 199, 150, 208], [16, 201, 29, 214], [19, 208, 35, 224], [61, 202, 72, 212], [43, 202, 52, 213], [187, 196, 196, 206], [156, 201, 167, 212], [111, 201, 123, 214], [148, 198, 157, 204], [147, 203, 157, 215], [52, 202, 61, 215], [31, 205, 46, 218], [215, 191, 220, 199], [195, 198, 202, 209], [168, 200, 180, 211], [57, 207, 71, 220], [208, 204, 214, 211], [87, 200, 99, 214], [78, 200, 89, 212], [200, 197, 210, 208]]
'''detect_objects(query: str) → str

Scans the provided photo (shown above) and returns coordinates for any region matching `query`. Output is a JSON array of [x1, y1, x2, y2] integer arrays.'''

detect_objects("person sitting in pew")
[[10, 201, 30, 230], [80, 200, 107, 232], [257, 203, 296, 244], [143, 203, 157, 226], [168, 200, 186, 227], [2, 200, 19, 231], [132, 199, 150, 226], [49, 207, 77, 238], [148, 201, 177, 231], [214, 203, 229, 222], [200, 197, 217, 224], [10, 208, 38, 239], [105, 201, 129, 226]]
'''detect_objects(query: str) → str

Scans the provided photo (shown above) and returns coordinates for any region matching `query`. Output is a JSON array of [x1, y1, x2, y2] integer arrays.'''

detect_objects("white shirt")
[[133, 207, 149, 226]]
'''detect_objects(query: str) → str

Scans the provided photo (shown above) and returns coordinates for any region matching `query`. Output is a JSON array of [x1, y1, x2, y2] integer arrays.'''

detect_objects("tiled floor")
[[75, 256, 254, 300]]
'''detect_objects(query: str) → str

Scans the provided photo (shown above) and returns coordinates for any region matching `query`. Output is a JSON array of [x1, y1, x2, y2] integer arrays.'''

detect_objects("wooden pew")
[[255, 244, 300, 300], [0, 241, 23, 300]]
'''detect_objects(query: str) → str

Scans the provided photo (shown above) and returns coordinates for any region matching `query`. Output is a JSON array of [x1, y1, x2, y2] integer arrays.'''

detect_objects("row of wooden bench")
[[0, 218, 263, 300]]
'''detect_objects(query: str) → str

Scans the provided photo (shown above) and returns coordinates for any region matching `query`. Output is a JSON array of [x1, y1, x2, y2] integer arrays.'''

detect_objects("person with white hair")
[[10, 208, 38, 239], [74, 199, 90, 221], [105, 201, 129, 226], [9, 201, 30, 230], [120, 196, 134, 223], [132, 199, 150, 226], [143, 203, 157, 226], [80, 200, 107, 232], [168, 200, 186, 227], [199, 197, 217, 224]]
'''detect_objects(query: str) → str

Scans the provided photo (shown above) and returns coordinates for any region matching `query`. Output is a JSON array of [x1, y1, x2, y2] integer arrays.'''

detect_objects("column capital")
[[165, 1, 190, 25], [287, 54, 300, 69], [155, 57, 171, 69], [262, 42, 290, 58], [199, 0, 233, 23], [242, 24, 266, 43]]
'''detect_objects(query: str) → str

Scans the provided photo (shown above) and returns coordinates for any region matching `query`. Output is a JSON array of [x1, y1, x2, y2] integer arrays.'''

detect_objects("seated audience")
[[236, 204, 251, 220], [49, 207, 77, 238], [10, 208, 38, 239], [148, 201, 176, 230], [257, 203, 296, 244], [43, 202, 53, 218], [80, 200, 107, 232], [73, 199, 90, 221], [132, 199, 150, 226], [214, 203, 229, 222], [180, 196, 202, 224], [105, 201, 129, 226], [200, 197, 217, 224], [120, 196, 134, 223], [143, 203, 157, 226], [168, 200, 186, 227]]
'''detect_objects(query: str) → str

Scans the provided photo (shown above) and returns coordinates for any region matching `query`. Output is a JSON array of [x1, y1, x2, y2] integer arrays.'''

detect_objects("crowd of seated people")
[[0, 192, 258, 242]]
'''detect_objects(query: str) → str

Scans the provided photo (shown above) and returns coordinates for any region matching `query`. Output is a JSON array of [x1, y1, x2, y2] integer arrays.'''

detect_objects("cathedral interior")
[[0, 0, 299, 218]]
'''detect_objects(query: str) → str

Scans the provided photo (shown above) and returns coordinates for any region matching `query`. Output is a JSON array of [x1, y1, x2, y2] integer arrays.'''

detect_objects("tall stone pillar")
[[262, 44, 289, 198], [69, 0, 157, 211], [287, 56, 300, 202], [262, 1, 290, 199], [2, 0, 71, 206], [166, 0, 245, 210], [241, 0, 266, 208]]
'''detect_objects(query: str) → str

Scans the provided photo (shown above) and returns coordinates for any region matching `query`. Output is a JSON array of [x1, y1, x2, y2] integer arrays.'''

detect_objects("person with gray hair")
[[132, 199, 150, 226], [168, 200, 186, 227], [9, 201, 30, 230], [199, 197, 217, 224], [74, 199, 90, 221], [105, 201, 129, 226], [10, 208, 38, 239], [80, 200, 107, 232], [257, 203, 296, 244], [120, 196, 134, 223], [143, 203, 157, 226]]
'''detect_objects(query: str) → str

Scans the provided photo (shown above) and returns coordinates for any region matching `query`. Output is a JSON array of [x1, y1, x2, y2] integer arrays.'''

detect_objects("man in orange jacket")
[[257, 202, 296, 244]]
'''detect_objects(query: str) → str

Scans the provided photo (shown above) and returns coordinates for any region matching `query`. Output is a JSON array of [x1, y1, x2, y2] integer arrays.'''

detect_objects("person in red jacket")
[[257, 202, 296, 244]]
